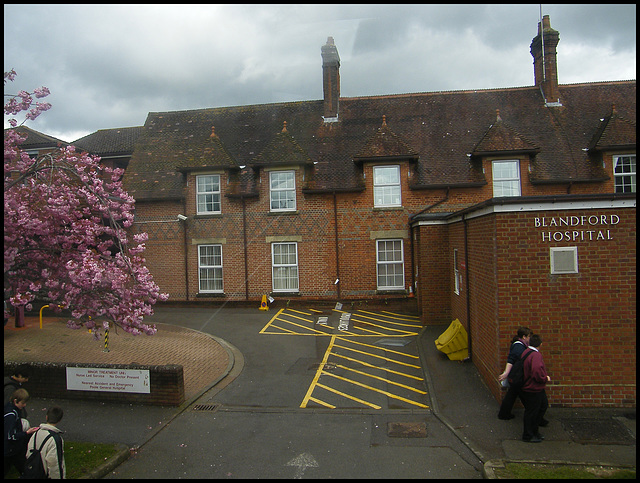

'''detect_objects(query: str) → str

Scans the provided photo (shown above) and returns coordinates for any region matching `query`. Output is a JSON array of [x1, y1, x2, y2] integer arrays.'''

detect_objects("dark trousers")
[[520, 389, 548, 440], [498, 384, 522, 418]]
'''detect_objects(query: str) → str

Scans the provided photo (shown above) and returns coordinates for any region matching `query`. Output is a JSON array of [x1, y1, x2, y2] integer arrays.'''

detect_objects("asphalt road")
[[105, 305, 485, 478]]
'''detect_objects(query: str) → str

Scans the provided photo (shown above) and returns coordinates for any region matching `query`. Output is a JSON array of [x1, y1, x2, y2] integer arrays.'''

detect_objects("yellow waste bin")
[[434, 319, 469, 361]]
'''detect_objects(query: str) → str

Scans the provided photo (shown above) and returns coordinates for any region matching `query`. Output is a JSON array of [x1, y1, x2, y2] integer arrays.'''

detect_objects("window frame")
[[269, 170, 297, 212], [373, 165, 402, 208], [271, 242, 299, 292], [196, 174, 222, 215], [492, 160, 521, 197], [376, 239, 405, 290], [613, 154, 636, 193], [198, 244, 224, 293]]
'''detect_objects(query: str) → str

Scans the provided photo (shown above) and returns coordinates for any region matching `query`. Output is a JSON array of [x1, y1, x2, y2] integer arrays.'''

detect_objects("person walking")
[[25, 406, 65, 479], [4, 388, 39, 476], [519, 333, 550, 443], [497, 327, 531, 420]]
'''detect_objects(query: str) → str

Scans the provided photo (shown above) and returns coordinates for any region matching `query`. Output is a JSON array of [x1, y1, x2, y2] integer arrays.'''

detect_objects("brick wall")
[[4, 361, 185, 407], [456, 205, 636, 408]]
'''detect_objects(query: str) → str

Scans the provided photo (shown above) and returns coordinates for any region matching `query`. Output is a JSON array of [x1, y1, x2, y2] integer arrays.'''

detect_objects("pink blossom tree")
[[4, 70, 168, 336]]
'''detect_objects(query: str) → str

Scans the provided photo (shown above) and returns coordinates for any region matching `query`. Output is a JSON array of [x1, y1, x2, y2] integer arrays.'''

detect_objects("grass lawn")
[[494, 462, 636, 479], [5, 440, 124, 479]]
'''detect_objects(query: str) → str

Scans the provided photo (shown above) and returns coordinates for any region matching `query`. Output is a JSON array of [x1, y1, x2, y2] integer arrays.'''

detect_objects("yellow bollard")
[[39, 305, 50, 329], [104, 323, 110, 352]]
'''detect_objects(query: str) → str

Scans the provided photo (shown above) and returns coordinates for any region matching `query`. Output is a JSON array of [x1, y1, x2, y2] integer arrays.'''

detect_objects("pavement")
[[4, 308, 636, 478]]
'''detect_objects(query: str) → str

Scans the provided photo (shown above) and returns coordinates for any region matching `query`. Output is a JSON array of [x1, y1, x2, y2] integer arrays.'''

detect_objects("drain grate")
[[192, 404, 220, 412]]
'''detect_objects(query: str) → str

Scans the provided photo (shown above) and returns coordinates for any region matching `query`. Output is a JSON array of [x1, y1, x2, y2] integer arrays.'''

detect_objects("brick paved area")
[[4, 316, 230, 401]]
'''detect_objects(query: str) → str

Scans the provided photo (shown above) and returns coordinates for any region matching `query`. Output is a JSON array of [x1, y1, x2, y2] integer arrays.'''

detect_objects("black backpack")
[[21, 430, 63, 479], [507, 349, 534, 386]]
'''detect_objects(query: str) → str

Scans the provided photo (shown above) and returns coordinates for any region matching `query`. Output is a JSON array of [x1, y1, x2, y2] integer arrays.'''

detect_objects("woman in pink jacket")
[[520, 334, 551, 443]]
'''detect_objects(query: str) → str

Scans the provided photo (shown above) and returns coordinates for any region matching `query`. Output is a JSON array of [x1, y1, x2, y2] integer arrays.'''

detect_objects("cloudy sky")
[[4, 4, 636, 142]]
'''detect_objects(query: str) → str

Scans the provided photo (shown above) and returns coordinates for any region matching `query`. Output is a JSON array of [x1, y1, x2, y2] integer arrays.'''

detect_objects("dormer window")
[[196, 174, 221, 214], [373, 165, 401, 207], [270, 170, 296, 212], [492, 160, 521, 197], [613, 154, 636, 193]]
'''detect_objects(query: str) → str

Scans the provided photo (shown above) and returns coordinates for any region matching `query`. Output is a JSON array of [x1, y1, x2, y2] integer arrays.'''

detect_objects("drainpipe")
[[463, 214, 472, 360], [333, 191, 341, 299], [243, 196, 249, 300], [183, 200, 189, 301]]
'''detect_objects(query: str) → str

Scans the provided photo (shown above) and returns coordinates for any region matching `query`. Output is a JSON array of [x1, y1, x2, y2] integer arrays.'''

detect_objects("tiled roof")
[[123, 81, 636, 200], [72, 126, 144, 156], [4, 125, 68, 149]]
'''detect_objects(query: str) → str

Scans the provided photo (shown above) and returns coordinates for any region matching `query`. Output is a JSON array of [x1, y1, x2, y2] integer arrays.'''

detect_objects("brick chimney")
[[321, 37, 340, 121], [530, 15, 561, 105]]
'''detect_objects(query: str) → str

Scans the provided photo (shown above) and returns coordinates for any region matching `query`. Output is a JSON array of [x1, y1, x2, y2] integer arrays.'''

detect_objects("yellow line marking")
[[332, 343, 422, 369], [316, 382, 381, 409], [360, 310, 421, 322], [300, 335, 336, 408], [320, 371, 429, 409], [281, 312, 315, 324], [353, 312, 422, 328], [331, 353, 423, 381], [270, 316, 329, 335], [334, 364, 427, 394], [308, 308, 324, 313], [259, 308, 285, 333], [335, 336, 420, 359], [287, 309, 313, 316], [350, 317, 417, 335], [308, 396, 335, 408]]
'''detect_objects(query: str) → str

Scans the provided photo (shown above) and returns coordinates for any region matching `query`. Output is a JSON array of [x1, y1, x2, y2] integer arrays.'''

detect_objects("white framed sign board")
[[66, 367, 150, 394]]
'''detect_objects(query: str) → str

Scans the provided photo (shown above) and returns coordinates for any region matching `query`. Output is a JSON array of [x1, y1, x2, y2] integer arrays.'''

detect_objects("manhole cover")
[[387, 421, 427, 438], [561, 418, 635, 445]]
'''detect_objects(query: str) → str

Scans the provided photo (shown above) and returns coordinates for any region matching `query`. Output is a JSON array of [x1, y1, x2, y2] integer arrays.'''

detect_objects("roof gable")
[[177, 126, 240, 171], [353, 116, 419, 162], [588, 104, 637, 151], [251, 122, 314, 168], [472, 110, 540, 156]]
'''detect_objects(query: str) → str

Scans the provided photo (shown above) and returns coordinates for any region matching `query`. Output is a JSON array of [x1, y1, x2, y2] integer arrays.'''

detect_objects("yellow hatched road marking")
[[332, 343, 421, 369], [335, 336, 420, 359], [287, 308, 313, 316], [380, 310, 421, 320], [351, 318, 417, 335], [334, 364, 427, 394], [259, 308, 285, 334], [308, 396, 335, 408], [316, 382, 381, 409], [320, 371, 429, 409], [300, 335, 336, 408], [361, 310, 421, 323], [331, 353, 423, 381], [354, 312, 422, 328]]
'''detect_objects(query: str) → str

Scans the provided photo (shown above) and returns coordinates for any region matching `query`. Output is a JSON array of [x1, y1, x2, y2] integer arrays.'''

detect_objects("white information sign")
[[66, 367, 150, 394]]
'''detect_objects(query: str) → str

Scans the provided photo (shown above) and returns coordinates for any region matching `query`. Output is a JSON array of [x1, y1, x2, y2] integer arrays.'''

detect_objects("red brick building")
[[120, 16, 635, 407]]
